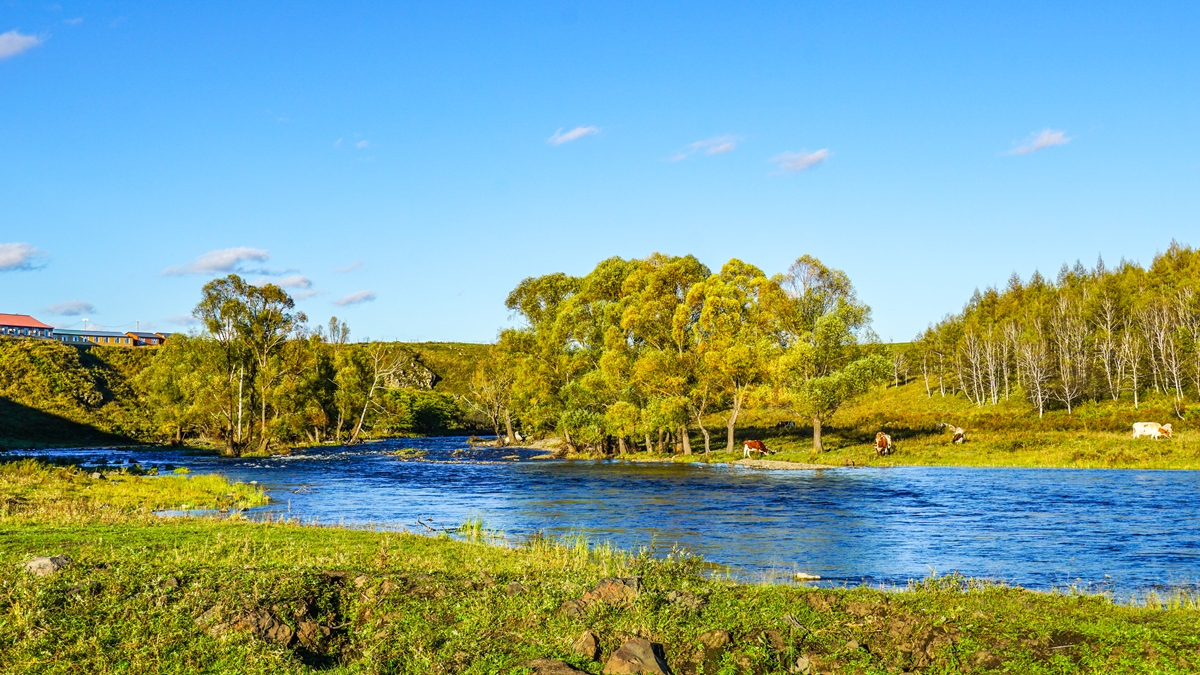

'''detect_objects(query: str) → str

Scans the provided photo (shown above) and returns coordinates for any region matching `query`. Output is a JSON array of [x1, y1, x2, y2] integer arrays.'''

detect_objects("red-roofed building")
[[0, 314, 55, 339]]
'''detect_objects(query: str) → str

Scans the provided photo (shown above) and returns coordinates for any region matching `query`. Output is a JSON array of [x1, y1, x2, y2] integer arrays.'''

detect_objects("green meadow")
[[0, 461, 1197, 674]]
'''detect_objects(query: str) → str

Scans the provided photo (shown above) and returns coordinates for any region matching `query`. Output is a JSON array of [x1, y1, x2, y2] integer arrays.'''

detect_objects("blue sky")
[[2, 1, 1197, 342]]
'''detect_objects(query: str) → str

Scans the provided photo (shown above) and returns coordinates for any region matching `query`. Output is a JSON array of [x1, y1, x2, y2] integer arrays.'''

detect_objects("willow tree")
[[688, 259, 782, 453], [774, 256, 887, 452]]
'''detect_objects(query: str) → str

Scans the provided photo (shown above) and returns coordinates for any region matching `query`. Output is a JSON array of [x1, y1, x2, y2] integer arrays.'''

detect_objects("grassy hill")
[[697, 379, 1200, 470], [0, 338, 491, 450]]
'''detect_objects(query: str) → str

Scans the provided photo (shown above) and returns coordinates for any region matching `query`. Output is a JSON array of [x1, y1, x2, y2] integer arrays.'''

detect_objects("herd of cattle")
[[741, 420, 1175, 459]]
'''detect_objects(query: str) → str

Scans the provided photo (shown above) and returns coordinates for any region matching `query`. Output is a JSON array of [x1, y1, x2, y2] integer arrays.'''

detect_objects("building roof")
[[55, 329, 132, 338], [127, 331, 163, 338], [0, 314, 53, 330]]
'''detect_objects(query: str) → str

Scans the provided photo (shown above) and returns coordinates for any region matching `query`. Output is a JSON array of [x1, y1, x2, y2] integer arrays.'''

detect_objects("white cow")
[[1132, 422, 1173, 440]]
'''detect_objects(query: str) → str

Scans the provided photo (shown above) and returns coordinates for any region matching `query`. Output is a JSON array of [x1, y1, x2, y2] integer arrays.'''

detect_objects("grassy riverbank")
[[578, 381, 1200, 470], [2, 462, 1198, 674]]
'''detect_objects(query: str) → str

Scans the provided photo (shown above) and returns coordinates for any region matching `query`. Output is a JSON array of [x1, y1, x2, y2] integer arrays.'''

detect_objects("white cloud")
[[162, 247, 270, 276], [335, 290, 376, 306], [46, 300, 95, 316], [65, 18, 83, 26], [334, 260, 362, 273], [293, 290, 320, 300], [166, 314, 200, 326], [355, 140, 370, 148], [0, 242, 44, 271], [771, 149, 831, 173], [547, 126, 599, 146], [274, 275, 313, 289], [0, 31, 42, 60], [668, 135, 741, 162], [1003, 129, 1072, 156]]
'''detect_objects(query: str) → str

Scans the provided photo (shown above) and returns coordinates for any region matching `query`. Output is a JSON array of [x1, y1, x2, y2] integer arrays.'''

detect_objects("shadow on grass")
[[0, 397, 135, 451]]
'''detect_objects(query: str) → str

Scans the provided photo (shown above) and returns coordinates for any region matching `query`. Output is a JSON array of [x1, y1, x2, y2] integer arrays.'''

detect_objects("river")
[[16, 436, 1200, 596]]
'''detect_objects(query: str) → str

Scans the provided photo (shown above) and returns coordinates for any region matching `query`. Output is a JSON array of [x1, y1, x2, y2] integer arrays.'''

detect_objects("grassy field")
[[608, 381, 1200, 470], [1, 461, 1198, 674]]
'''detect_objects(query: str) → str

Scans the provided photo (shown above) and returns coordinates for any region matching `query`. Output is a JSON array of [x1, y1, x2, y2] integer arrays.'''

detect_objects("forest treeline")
[[905, 242, 1200, 418], [5, 243, 1199, 455], [0, 293, 486, 454], [475, 254, 891, 454]]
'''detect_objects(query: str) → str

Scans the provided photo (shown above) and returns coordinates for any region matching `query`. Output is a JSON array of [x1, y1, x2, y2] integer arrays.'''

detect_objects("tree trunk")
[[811, 415, 823, 453], [618, 436, 627, 454], [680, 426, 691, 455], [504, 411, 516, 444]]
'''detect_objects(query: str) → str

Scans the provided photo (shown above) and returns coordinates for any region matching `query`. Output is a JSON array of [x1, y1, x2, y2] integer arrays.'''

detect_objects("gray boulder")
[[25, 555, 72, 577]]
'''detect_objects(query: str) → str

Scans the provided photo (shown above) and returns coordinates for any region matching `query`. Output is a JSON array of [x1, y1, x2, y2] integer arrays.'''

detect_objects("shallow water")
[[15, 437, 1200, 594]]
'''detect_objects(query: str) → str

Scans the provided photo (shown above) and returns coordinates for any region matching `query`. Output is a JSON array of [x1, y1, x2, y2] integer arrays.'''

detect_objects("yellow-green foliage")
[[0, 460, 266, 517], [726, 380, 1200, 469], [403, 341, 493, 396], [0, 338, 157, 448], [0, 462, 1197, 673]]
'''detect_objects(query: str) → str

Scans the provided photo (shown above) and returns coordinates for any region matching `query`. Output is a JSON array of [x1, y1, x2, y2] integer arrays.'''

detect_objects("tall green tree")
[[774, 256, 887, 452]]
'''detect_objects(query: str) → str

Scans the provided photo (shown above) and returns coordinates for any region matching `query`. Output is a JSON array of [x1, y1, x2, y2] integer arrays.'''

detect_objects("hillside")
[[714, 378, 1200, 469], [0, 338, 491, 450]]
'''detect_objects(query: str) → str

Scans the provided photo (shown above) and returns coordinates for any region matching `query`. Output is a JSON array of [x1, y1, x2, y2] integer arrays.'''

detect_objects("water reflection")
[[12, 437, 1200, 594]]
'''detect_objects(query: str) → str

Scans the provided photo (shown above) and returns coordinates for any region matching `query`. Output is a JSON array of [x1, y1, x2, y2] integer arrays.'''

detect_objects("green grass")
[[0, 460, 1197, 673], [609, 382, 1200, 470]]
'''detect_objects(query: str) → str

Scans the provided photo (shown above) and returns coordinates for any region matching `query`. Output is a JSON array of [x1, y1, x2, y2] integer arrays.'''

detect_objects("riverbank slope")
[[0, 461, 1196, 674]]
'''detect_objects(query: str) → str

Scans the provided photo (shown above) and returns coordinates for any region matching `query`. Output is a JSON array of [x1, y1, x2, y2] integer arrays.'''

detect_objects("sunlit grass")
[[1, 462, 1198, 673]]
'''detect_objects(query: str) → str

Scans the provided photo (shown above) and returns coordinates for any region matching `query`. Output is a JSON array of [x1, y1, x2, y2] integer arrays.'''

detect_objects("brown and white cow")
[[1132, 422, 1173, 440], [874, 432, 893, 456], [940, 422, 966, 444], [742, 439, 772, 458]]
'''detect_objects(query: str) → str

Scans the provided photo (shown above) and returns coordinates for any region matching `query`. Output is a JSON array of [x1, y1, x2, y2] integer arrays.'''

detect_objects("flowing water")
[[16, 436, 1200, 595]]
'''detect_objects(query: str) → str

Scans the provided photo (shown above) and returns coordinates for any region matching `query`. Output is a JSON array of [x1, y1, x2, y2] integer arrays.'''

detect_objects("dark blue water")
[[16, 437, 1200, 594]]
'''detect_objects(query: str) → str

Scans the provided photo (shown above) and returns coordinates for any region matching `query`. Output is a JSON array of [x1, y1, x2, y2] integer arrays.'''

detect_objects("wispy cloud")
[[0, 242, 45, 271], [334, 260, 362, 273], [46, 300, 95, 316], [293, 290, 320, 300], [1003, 129, 1072, 156], [270, 275, 312, 289], [771, 149, 831, 173], [355, 140, 370, 149], [162, 247, 270, 276], [65, 18, 83, 26], [335, 290, 376, 306], [668, 135, 741, 162], [0, 31, 43, 60], [548, 126, 599, 146], [166, 314, 200, 327]]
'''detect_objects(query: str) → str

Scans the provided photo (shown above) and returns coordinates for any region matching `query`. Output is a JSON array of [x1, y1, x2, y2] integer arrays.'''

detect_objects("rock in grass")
[[682, 629, 731, 674], [792, 655, 813, 674], [583, 577, 641, 607], [25, 555, 72, 577], [527, 658, 588, 674], [601, 638, 670, 675], [507, 581, 527, 595], [572, 630, 601, 660], [665, 590, 707, 611]]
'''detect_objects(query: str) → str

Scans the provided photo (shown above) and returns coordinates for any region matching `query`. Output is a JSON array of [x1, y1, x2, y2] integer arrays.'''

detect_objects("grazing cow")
[[1132, 422, 1173, 440], [743, 439, 772, 458], [874, 432, 893, 456], [775, 421, 796, 429], [939, 422, 966, 444]]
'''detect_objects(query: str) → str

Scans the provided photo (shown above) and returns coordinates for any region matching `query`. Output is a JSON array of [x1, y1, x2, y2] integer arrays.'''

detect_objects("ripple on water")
[[12, 437, 1200, 593]]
